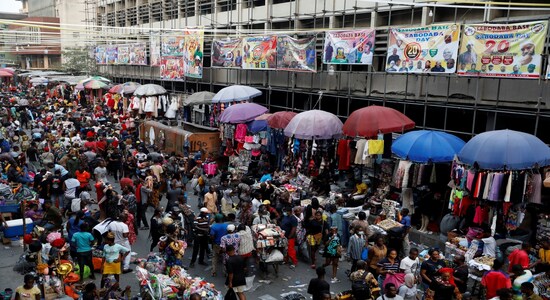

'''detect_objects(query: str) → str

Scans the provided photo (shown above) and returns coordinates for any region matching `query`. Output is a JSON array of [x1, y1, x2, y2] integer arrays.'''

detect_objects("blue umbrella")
[[247, 120, 268, 133], [392, 130, 466, 163], [458, 129, 550, 170]]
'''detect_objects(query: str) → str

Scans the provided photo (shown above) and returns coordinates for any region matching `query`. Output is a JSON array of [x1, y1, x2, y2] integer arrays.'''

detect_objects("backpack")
[[351, 271, 371, 299]]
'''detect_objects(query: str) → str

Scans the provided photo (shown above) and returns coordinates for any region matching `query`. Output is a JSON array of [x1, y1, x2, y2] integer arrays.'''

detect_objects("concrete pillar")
[[195, 0, 200, 25], [486, 111, 496, 131], [421, 6, 431, 26], [43, 55, 49, 69]]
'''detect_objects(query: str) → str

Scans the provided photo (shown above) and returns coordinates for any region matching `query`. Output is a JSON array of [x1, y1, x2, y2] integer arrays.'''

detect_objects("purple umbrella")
[[284, 110, 343, 140], [219, 103, 268, 124]]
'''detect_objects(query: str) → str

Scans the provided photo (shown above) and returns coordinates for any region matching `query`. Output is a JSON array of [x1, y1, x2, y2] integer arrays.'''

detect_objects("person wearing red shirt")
[[119, 177, 134, 191], [481, 259, 512, 299], [508, 243, 531, 273], [75, 167, 91, 188], [96, 138, 107, 155]]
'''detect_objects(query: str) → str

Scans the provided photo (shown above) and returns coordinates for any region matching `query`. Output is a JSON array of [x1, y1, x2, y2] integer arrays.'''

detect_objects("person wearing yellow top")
[[15, 274, 41, 300], [533, 239, 550, 272]]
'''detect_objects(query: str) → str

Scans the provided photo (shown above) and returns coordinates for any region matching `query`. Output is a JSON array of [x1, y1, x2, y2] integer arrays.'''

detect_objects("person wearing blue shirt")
[[259, 171, 272, 183], [208, 214, 228, 275], [400, 208, 412, 257], [71, 223, 96, 281]]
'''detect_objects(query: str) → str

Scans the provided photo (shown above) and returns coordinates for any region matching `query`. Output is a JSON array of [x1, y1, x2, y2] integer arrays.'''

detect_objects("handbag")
[[361, 247, 369, 261], [225, 288, 238, 300]]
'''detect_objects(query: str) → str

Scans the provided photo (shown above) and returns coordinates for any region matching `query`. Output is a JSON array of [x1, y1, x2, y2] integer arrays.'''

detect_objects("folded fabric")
[[368, 140, 384, 155]]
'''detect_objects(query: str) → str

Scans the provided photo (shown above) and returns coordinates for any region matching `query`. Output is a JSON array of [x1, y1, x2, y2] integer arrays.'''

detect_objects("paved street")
[[0, 179, 354, 299]]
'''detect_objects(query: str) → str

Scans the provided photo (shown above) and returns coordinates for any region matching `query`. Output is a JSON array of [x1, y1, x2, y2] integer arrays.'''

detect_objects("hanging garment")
[[164, 98, 179, 119], [337, 140, 351, 170], [368, 140, 384, 155], [489, 173, 505, 201], [504, 172, 513, 202], [144, 96, 155, 112], [528, 173, 542, 204], [354, 139, 367, 164], [466, 170, 476, 191], [473, 205, 489, 225], [234, 124, 247, 142]]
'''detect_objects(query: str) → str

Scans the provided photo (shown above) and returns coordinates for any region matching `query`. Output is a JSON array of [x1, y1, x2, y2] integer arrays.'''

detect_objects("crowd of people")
[[1, 80, 550, 300]]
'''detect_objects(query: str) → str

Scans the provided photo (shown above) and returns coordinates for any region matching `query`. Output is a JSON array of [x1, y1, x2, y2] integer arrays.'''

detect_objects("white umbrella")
[[284, 110, 343, 140], [134, 84, 167, 96], [29, 77, 48, 84], [183, 91, 215, 106], [212, 85, 262, 103]]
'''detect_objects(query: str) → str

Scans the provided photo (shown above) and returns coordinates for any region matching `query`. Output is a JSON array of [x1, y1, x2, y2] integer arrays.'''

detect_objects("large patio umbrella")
[[183, 91, 215, 106], [267, 111, 298, 129], [392, 130, 466, 163], [0, 70, 13, 77], [247, 120, 268, 133], [0, 68, 15, 74], [212, 85, 262, 103], [219, 103, 268, 124], [284, 110, 343, 140], [84, 79, 108, 90], [133, 84, 167, 96], [343, 105, 415, 137], [29, 77, 48, 84], [109, 82, 140, 94], [458, 129, 550, 170]]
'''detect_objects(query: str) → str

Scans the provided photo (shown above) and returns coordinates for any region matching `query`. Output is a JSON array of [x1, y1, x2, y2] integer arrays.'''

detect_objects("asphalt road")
[[0, 177, 355, 299]]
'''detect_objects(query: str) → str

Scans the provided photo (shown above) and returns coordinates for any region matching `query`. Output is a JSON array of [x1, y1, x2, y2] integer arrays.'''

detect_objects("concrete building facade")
[[92, 0, 550, 142]]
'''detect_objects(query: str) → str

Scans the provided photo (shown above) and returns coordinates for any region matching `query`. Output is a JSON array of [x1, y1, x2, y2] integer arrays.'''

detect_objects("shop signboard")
[[276, 35, 317, 72], [457, 21, 548, 78], [323, 29, 376, 65], [386, 23, 460, 73], [211, 38, 243, 68], [242, 36, 278, 69]]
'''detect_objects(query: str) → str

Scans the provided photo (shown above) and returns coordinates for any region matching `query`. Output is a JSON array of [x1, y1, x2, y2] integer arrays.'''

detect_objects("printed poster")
[[242, 36, 277, 69], [161, 34, 185, 57], [160, 57, 184, 80], [211, 38, 243, 68], [150, 33, 161, 66], [323, 29, 375, 65], [130, 43, 147, 65], [117, 45, 130, 64], [105, 45, 118, 65], [386, 24, 460, 73], [183, 29, 204, 78], [276, 35, 317, 72], [457, 21, 548, 79], [95, 46, 106, 65]]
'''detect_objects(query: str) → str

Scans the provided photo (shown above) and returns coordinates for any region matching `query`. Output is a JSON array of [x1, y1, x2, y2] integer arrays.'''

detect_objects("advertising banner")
[[161, 34, 185, 57], [95, 46, 106, 65], [160, 57, 184, 80], [323, 29, 375, 65], [130, 43, 147, 65], [105, 46, 118, 65], [457, 21, 548, 78], [117, 45, 130, 64], [242, 36, 277, 69], [183, 29, 204, 78], [276, 35, 317, 72], [211, 38, 243, 68], [386, 24, 460, 73], [150, 33, 162, 66]]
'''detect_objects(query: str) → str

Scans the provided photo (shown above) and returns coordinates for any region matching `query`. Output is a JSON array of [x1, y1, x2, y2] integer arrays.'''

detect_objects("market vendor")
[[350, 179, 368, 200]]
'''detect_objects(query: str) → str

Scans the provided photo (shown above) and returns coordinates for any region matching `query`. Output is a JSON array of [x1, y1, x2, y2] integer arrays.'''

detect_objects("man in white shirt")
[[376, 283, 404, 300], [251, 193, 262, 215], [106, 216, 132, 272], [481, 231, 497, 258], [400, 248, 420, 275]]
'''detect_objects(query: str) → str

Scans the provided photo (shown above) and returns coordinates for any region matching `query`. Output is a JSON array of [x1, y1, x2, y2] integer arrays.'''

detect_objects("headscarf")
[[437, 267, 456, 287], [404, 273, 416, 288]]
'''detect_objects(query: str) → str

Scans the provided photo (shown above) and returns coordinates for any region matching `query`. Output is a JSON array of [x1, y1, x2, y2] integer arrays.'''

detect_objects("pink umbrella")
[[0, 68, 15, 74], [219, 103, 268, 124], [0, 70, 13, 77], [284, 110, 343, 140]]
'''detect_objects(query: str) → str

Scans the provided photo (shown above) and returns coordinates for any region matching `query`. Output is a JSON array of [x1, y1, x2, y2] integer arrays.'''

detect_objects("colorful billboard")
[[323, 29, 375, 65], [117, 45, 130, 64], [183, 29, 204, 78], [130, 43, 147, 65], [211, 38, 243, 68], [161, 34, 185, 57], [150, 33, 162, 66], [95, 46, 106, 65], [386, 24, 460, 73], [160, 57, 184, 80], [276, 35, 317, 72], [457, 21, 548, 78], [105, 45, 118, 65], [242, 36, 277, 69]]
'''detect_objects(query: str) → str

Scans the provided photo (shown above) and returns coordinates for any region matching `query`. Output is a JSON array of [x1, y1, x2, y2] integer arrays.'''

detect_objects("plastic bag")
[[382, 273, 405, 289], [225, 288, 238, 300]]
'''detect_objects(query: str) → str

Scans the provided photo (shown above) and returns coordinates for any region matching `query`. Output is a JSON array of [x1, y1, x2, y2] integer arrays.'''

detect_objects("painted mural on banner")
[[323, 29, 375, 65], [161, 34, 185, 57], [211, 38, 243, 68], [117, 45, 130, 64], [130, 43, 147, 65], [95, 46, 106, 65], [386, 24, 460, 73], [150, 33, 162, 66], [105, 46, 118, 65], [160, 57, 184, 80], [242, 36, 277, 69], [183, 29, 204, 78], [457, 21, 548, 78], [276, 35, 317, 72]]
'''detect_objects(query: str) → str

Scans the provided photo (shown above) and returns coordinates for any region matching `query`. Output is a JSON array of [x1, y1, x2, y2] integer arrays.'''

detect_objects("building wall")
[[27, 0, 57, 17], [93, 0, 550, 142], [57, 0, 89, 55]]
